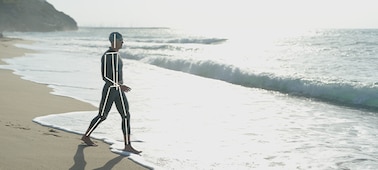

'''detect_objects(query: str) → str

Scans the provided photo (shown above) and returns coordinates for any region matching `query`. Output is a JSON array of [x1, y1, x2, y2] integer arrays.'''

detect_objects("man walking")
[[81, 32, 141, 154]]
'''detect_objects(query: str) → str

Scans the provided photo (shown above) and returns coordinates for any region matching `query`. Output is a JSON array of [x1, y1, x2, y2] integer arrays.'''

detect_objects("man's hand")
[[120, 85, 131, 92]]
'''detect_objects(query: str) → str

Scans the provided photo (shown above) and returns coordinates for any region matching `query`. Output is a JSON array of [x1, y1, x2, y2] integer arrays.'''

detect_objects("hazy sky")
[[47, 0, 377, 29]]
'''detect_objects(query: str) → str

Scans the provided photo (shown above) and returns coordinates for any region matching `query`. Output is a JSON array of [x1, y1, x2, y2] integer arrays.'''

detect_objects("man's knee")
[[121, 111, 130, 120], [126, 111, 130, 119], [98, 115, 107, 121]]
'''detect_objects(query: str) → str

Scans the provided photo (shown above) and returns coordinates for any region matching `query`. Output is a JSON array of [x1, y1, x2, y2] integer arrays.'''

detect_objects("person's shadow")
[[69, 145, 88, 170], [93, 156, 124, 170], [69, 145, 124, 170]]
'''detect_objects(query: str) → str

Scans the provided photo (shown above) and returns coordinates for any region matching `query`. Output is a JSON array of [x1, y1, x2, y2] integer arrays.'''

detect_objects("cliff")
[[0, 0, 78, 32]]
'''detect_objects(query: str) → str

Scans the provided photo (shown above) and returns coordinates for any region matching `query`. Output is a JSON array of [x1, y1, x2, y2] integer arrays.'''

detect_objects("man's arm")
[[120, 85, 131, 92]]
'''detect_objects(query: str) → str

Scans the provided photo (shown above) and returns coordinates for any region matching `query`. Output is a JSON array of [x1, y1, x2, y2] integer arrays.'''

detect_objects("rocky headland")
[[0, 0, 78, 33]]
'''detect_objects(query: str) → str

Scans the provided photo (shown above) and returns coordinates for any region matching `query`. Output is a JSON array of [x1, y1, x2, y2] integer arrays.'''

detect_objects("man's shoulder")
[[101, 50, 119, 62], [103, 49, 118, 55]]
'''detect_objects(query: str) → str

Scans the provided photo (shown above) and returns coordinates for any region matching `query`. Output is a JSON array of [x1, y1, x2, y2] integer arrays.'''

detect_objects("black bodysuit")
[[85, 48, 131, 142]]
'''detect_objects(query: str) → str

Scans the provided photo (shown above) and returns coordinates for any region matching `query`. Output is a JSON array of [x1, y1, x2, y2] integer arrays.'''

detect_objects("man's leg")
[[82, 86, 114, 146], [115, 89, 141, 154]]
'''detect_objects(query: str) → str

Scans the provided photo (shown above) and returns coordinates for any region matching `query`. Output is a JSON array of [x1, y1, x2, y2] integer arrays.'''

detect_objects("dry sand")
[[0, 37, 149, 170]]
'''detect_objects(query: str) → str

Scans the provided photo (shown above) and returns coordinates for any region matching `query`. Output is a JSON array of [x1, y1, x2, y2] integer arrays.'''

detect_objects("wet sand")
[[0, 37, 148, 170]]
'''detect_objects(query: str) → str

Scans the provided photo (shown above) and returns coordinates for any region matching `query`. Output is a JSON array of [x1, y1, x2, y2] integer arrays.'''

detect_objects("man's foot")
[[124, 144, 142, 154], [81, 135, 97, 146]]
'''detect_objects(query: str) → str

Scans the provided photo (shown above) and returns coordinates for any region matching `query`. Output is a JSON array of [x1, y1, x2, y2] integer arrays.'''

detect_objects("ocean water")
[[2, 27, 378, 169]]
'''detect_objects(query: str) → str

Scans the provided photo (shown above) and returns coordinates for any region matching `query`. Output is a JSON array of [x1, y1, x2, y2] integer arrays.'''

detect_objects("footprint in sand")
[[5, 122, 31, 130], [43, 129, 61, 137]]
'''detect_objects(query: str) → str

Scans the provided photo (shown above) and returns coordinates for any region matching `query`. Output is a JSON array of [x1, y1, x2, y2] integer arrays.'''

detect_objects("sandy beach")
[[0, 37, 148, 170]]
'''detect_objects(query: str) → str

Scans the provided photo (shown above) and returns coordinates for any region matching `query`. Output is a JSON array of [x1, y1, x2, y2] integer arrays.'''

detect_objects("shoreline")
[[0, 37, 149, 170]]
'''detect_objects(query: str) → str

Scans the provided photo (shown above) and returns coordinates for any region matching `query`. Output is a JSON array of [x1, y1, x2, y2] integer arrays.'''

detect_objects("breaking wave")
[[138, 56, 378, 110], [134, 38, 227, 45]]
